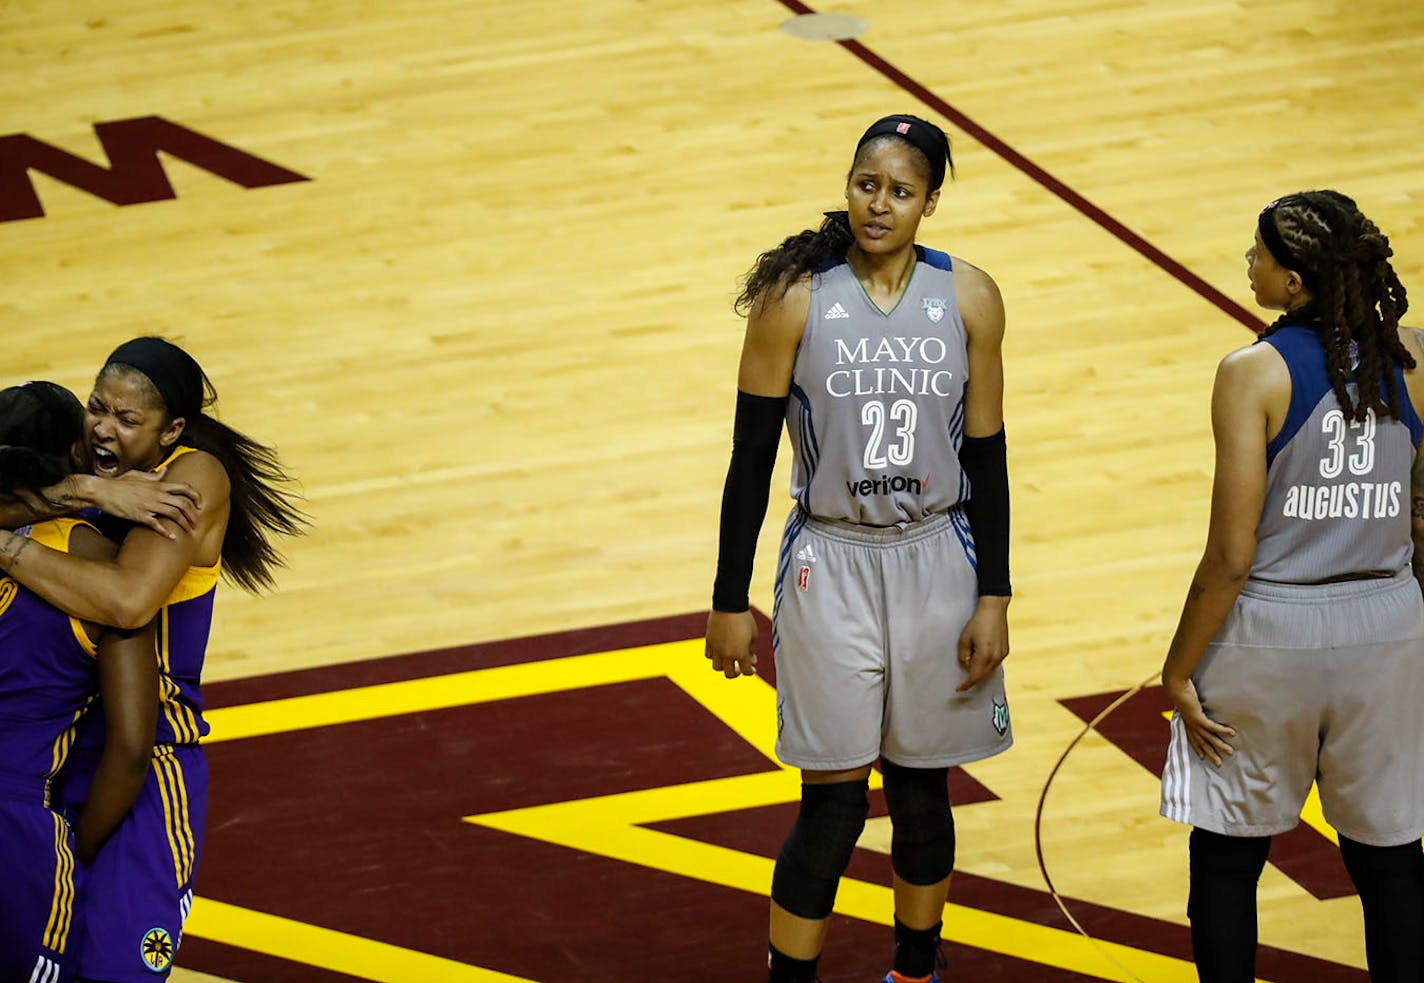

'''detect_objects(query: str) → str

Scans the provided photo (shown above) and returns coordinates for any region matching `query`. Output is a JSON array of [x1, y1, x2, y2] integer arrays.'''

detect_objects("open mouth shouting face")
[[85, 367, 185, 479]]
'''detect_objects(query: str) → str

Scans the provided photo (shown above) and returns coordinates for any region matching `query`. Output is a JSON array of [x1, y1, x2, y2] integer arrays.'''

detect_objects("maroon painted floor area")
[[181, 614, 1366, 981]]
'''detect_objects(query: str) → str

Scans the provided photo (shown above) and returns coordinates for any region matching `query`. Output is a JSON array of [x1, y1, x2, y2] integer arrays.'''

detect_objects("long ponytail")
[[735, 211, 855, 315]]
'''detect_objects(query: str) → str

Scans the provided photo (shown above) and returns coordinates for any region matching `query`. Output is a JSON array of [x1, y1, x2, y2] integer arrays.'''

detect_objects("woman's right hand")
[[78, 469, 203, 536], [1162, 673, 1237, 767], [705, 609, 759, 678]]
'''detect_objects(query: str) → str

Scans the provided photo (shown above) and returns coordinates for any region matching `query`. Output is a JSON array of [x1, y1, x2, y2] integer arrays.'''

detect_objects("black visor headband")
[[1258, 199, 1317, 288], [104, 337, 203, 421], [855, 115, 950, 192]]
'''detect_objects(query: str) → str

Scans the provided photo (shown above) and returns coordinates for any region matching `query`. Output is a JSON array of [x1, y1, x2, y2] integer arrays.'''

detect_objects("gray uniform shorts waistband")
[[1241, 569, 1415, 602], [804, 507, 963, 548]]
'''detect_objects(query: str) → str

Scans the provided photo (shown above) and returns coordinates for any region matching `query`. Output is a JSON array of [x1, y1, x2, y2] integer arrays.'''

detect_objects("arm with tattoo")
[[0, 477, 86, 528], [0, 530, 31, 572]]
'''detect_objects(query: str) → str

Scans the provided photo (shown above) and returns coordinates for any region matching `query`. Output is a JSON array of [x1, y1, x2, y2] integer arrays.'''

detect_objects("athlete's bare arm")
[[955, 261, 1006, 439], [705, 280, 811, 679], [1162, 344, 1286, 765], [737, 279, 813, 397], [0, 469, 201, 537], [64, 523, 158, 864], [953, 261, 1011, 691], [0, 451, 229, 629]]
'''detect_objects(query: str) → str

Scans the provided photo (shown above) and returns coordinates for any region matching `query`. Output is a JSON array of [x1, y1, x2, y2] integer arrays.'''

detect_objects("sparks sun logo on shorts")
[[141, 927, 175, 972]]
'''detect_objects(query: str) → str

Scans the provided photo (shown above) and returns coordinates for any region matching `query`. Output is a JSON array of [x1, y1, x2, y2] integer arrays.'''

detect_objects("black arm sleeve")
[[711, 391, 788, 612], [959, 427, 1011, 597]]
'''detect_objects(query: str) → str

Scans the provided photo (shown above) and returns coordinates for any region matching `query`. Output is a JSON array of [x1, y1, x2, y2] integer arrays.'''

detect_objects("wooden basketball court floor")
[[6, 0, 1424, 978]]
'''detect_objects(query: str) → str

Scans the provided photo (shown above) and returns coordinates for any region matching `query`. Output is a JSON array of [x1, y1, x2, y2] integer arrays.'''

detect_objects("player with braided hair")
[[1160, 190, 1424, 981], [1260, 190, 1413, 421]]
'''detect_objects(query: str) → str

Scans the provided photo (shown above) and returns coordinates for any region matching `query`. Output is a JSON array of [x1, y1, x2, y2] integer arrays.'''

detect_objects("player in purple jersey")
[[705, 115, 1012, 983], [0, 381, 157, 983], [0, 339, 305, 981], [1160, 191, 1424, 981]]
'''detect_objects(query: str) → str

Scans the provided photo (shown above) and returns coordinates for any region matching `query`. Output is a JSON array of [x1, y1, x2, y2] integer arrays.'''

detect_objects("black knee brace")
[[881, 760, 956, 886], [770, 778, 870, 920]]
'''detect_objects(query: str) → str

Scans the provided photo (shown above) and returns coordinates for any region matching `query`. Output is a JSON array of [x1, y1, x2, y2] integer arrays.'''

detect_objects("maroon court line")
[[776, 0, 1267, 333]]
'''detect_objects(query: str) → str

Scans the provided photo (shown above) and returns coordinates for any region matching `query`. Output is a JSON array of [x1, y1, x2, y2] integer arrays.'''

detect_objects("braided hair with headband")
[[98, 337, 308, 592], [1260, 190, 1414, 422], [735, 114, 954, 315]]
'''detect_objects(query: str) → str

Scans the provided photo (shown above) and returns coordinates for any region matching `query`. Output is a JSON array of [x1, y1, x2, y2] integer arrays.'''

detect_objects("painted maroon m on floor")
[[0, 116, 308, 222]]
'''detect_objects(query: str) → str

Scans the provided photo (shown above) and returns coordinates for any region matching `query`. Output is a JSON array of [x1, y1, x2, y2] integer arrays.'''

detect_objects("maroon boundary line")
[[774, 0, 1267, 333]]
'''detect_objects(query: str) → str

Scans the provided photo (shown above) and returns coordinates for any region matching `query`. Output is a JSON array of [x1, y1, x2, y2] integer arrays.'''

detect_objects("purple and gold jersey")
[[0, 518, 96, 982], [52, 445, 218, 980], [0, 518, 98, 799], [63, 446, 214, 762], [153, 445, 216, 746]]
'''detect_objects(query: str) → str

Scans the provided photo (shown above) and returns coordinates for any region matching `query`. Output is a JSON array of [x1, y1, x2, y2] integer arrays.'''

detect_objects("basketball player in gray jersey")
[[1160, 191, 1424, 982], [705, 115, 1013, 983]]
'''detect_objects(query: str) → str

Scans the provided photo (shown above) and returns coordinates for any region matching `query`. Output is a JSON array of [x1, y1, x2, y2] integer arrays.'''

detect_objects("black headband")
[[856, 115, 950, 191], [1258, 199, 1317, 288], [104, 337, 203, 421]]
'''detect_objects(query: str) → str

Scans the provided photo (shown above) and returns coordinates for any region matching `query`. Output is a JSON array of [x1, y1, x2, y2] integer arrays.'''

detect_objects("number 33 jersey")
[[787, 246, 970, 526], [1253, 324, 1423, 582]]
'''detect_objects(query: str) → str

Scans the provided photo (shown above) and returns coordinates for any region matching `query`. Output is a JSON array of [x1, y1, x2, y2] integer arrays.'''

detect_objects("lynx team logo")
[[921, 297, 948, 324], [991, 697, 1009, 737], [140, 927, 175, 972]]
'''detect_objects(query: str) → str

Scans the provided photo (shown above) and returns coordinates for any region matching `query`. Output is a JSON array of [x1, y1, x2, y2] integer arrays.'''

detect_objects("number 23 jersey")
[[787, 246, 970, 525]]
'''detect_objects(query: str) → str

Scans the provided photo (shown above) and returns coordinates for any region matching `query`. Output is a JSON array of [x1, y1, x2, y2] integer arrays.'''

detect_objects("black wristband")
[[958, 427, 1011, 596], [711, 391, 786, 611]]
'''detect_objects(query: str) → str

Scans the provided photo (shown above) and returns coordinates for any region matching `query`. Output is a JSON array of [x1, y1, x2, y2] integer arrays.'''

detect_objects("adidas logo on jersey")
[[824, 302, 850, 320]]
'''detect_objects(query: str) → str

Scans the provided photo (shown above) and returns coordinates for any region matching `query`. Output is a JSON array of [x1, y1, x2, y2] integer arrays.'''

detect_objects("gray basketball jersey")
[[1252, 325, 1423, 582], [786, 247, 970, 525]]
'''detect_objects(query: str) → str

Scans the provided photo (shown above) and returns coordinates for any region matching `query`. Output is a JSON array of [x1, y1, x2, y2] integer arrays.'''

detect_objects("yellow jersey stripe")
[[155, 752, 194, 888], [25, 518, 89, 553], [25, 519, 100, 654], [47, 703, 89, 780], [57, 822, 74, 951], [158, 446, 197, 469], [157, 753, 188, 884], [168, 752, 197, 884], [42, 811, 74, 952], [167, 562, 220, 605], [154, 445, 222, 604], [157, 607, 201, 744], [154, 753, 187, 889], [157, 607, 171, 674], [67, 613, 97, 658], [161, 678, 191, 744]]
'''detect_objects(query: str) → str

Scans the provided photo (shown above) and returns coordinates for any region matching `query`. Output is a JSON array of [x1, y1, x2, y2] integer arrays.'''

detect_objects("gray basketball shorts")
[[1161, 571, 1424, 846], [770, 508, 1014, 771]]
